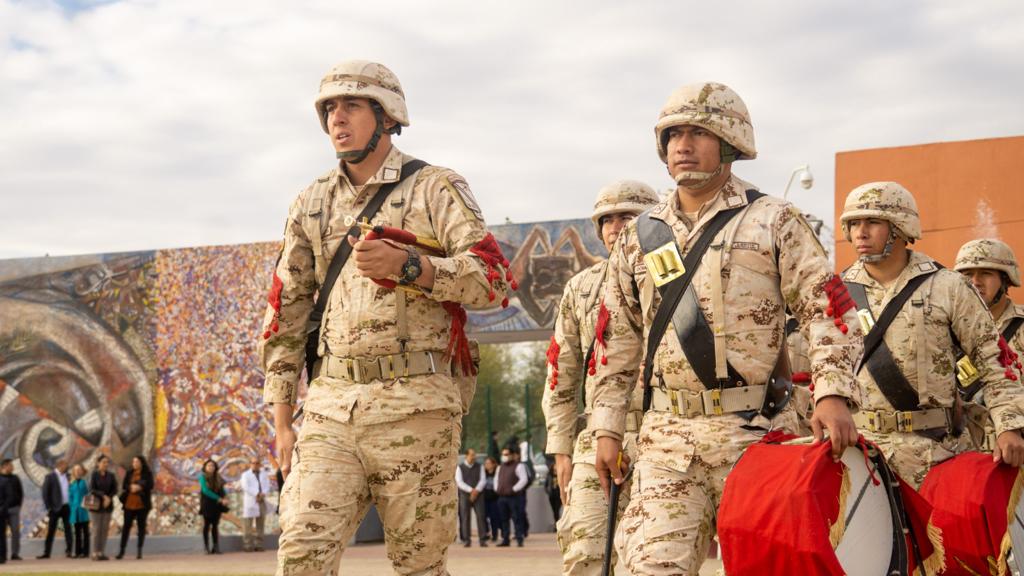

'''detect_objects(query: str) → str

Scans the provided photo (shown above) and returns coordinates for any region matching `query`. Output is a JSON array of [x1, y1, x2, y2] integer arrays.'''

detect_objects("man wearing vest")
[[955, 239, 1024, 358], [591, 82, 863, 576], [541, 180, 659, 575], [493, 448, 528, 547], [260, 60, 509, 576], [840, 183, 1024, 488], [455, 449, 487, 548]]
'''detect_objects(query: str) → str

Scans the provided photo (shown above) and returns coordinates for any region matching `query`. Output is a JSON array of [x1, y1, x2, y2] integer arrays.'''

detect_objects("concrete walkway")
[[1, 533, 723, 575]]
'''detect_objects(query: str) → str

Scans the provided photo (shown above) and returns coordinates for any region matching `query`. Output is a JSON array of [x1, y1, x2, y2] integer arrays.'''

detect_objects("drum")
[[718, 438, 941, 576], [920, 451, 1024, 576]]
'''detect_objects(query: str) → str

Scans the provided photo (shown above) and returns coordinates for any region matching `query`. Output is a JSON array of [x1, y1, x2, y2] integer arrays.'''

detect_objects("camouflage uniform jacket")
[[842, 252, 1024, 436], [259, 146, 506, 425], [542, 260, 643, 456], [591, 175, 863, 438], [994, 299, 1024, 358]]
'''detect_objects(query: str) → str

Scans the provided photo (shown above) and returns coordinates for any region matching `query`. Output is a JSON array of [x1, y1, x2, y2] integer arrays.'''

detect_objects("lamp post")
[[783, 164, 814, 201]]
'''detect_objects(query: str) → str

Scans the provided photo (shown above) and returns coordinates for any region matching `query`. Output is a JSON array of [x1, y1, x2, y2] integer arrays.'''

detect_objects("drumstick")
[[601, 453, 630, 576]]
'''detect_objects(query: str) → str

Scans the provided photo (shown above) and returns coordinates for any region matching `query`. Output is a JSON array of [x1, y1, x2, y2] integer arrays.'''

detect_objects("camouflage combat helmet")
[[840, 181, 920, 263], [955, 239, 1021, 287], [315, 60, 408, 163], [655, 82, 757, 168], [591, 180, 660, 239]]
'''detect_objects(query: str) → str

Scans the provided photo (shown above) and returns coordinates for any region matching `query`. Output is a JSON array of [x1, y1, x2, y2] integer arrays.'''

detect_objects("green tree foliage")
[[460, 341, 548, 458]]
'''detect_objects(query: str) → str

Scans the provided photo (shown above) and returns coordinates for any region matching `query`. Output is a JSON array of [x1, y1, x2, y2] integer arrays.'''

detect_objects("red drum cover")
[[920, 451, 1023, 576], [719, 438, 942, 576]]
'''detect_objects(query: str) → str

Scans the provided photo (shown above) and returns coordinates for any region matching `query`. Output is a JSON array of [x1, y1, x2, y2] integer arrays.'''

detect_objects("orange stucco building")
[[834, 135, 1024, 299]]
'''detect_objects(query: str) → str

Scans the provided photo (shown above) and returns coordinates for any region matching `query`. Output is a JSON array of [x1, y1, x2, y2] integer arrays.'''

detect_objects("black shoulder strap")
[[1003, 317, 1024, 342], [638, 190, 765, 401], [310, 159, 428, 325], [857, 270, 938, 368]]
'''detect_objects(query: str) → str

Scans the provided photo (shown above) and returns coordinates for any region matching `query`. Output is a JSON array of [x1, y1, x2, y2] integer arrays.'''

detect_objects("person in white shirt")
[[240, 457, 270, 552], [493, 448, 528, 547], [456, 448, 488, 547]]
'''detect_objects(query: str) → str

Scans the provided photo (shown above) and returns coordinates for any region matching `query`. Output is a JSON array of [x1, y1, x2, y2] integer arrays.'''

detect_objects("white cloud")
[[1, 0, 1023, 258]]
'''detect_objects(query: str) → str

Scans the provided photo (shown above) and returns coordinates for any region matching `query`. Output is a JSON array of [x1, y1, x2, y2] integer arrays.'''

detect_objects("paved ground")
[[1, 533, 724, 575]]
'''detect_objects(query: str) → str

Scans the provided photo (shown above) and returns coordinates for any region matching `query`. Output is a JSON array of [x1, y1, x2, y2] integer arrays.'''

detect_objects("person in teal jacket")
[[198, 459, 228, 554], [68, 464, 91, 558]]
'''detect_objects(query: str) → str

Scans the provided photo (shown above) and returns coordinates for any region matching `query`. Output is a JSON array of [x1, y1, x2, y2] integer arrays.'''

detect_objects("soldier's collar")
[[337, 145, 406, 189]]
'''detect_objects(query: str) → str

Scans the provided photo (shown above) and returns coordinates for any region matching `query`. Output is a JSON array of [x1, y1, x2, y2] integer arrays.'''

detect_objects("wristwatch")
[[399, 247, 422, 285]]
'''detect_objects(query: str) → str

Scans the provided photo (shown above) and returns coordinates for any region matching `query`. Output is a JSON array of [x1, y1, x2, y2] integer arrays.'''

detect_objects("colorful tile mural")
[[0, 217, 603, 537]]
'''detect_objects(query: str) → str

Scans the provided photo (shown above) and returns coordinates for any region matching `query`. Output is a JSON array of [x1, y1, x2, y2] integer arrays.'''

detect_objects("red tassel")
[[822, 275, 855, 327], [262, 330, 271, 340], [546, 336, 560, 370], [501, 297, 509, 308], [272, 321, 279, 333], [470, 233, 517, 307], [839, 324, 848, 334], [588, 366, 596, 376], [792, 372, 811, 384], [601, 355, 608, 365], [997, 336, 1018, 367]]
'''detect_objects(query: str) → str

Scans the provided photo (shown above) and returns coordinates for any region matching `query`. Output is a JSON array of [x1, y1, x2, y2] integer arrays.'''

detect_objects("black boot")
[[115, 547, 124, 560], [203, 530, 210, 554], [212, 526, 222, 554]]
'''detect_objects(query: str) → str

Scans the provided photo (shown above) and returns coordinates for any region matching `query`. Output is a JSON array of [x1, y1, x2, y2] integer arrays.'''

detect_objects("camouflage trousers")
[[617, 408, 798, 576], [276, 409, 459, 576], [555, 429, 638, 576], [861, 428, 971, 489]]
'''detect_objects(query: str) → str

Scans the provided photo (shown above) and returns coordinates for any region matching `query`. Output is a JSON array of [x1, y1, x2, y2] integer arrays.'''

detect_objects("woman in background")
[[198, 459, 228, 554], [88, 455, 117, 561], [116, 455, 153, 560], [68, 464, 90, 558]]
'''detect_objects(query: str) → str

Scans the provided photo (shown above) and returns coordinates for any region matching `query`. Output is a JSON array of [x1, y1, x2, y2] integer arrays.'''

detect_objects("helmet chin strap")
[[858, 229, 898, 264], [673, 162, 724, 192], [336, 105, 386, 164], [990, 277, 1009, 308]]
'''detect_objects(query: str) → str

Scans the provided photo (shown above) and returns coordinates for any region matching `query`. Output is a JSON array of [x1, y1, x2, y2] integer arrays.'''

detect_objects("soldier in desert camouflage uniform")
[[955, 239, 1024, 357], [590, 82, 864, 576], [259, 60, 508, 576], [840, 183, 1024, 488], [541, 180, 659, 576]]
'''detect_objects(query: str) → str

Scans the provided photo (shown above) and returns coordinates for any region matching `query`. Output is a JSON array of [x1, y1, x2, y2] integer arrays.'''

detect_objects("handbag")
[[82, 493, 102, 512]]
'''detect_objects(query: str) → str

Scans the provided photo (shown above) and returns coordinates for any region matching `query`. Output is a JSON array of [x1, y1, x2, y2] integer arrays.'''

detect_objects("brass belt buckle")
[[668, 390, 680, 416], [896, 411, 914, 433], [708, 389, 723, 416], [865, 410, 878, 432], [643, 241, 686, 287], [403, 352, 411, 378], [381, 355, 395, 380], [857, 309, 876, 334]]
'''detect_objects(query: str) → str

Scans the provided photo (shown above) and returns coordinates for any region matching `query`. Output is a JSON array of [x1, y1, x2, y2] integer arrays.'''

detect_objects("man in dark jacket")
[[1, 459, 23, 561], [0, 464, 10, 564], [38, 461, 72, 559]]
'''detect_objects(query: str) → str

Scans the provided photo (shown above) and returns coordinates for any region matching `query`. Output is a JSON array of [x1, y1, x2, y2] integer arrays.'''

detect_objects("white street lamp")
[[783, 164, 814, 200]]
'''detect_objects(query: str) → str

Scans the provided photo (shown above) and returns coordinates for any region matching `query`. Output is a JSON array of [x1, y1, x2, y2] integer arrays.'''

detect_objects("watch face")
[[402, 261, 422, 283]]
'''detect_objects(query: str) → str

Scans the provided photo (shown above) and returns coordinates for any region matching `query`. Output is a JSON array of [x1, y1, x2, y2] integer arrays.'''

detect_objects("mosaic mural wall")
[[0, 217, 604, 537]]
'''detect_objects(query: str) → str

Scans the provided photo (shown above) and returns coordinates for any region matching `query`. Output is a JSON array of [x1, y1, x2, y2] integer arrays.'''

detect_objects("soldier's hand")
[[594, 436, 628, 498], [348, 235, 407, 279], [993, 430, 1024, 467], [273, 403, 298, 480], [810, 396, 858, 462], [554, 453, 573, 505]]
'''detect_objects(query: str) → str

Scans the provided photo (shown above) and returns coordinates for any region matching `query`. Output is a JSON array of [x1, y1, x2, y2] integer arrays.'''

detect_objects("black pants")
[[202, 512, 222, 552], [74, 522, 90, 557], [0, 510, 7, 563], [457, 492, 487, 544], [43, 504, 72, 556], [119, 509, 149, 553], [497, 494, 525, 544]]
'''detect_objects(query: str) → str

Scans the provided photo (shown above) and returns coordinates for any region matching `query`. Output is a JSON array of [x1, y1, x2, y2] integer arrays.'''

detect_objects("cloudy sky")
[[1, 0, 1022, 259]]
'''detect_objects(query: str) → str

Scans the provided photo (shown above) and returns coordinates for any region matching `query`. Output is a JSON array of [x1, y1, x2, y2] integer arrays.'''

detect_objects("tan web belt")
[[853, 407, 952, 434], [321, 350, 443, 384], [624, 411, 642, 433], [648, 385, 765, 418]]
